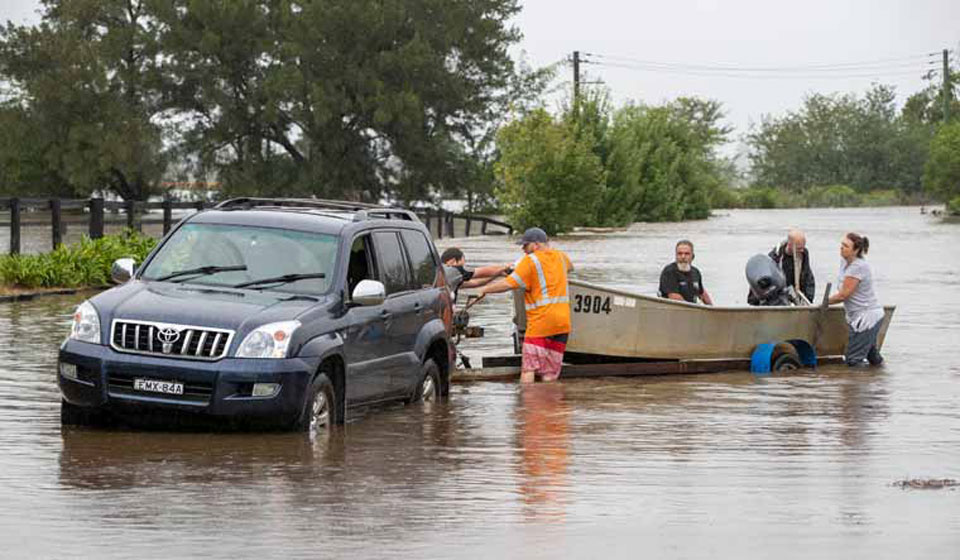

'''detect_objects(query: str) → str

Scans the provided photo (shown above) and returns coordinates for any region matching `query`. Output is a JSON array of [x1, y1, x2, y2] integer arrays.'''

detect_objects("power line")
[[586, 59, 929, 80], [581, 51, 934, 75]]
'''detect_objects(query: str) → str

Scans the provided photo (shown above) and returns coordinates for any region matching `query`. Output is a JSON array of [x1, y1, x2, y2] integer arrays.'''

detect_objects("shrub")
[[860, 189, 902, 206], [710, 185, 742, 209], [0, 230, 157, 289], [804, 185, 861, 207], [739, 186, 785, 208], [947, 196, 960, 216]]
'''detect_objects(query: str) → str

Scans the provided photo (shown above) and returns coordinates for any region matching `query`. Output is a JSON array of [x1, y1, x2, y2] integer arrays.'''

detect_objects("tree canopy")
[[495, 108, 605, 234], [494, 94, 732, 232], [0, 0, 167, 199], [0, 0, 528, 202], [746, 84, 935, 195], [923, 121, 960, 210]]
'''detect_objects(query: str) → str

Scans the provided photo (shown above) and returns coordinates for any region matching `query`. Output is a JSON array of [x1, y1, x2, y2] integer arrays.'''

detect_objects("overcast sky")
[[5, 0, 959, 157]]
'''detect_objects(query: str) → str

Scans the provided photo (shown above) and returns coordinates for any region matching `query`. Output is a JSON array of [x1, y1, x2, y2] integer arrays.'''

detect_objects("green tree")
[[156, 0, 525, 203], [0, 0, 168, 200], [563, 89, 613, 168], [747, 84, 933, 195], [924, 121, 960, 207], [599, 98, 729, 224], [494, 109, 604, 234], [449, 60, 558, 212]]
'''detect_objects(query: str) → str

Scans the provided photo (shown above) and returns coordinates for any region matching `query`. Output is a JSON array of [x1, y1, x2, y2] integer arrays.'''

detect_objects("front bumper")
[[59, 339, 321, 424]]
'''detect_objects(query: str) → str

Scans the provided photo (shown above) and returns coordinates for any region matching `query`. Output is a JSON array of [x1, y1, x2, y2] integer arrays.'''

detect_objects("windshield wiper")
[[155, 265, 248, 282], [233, 273, 327, 289]]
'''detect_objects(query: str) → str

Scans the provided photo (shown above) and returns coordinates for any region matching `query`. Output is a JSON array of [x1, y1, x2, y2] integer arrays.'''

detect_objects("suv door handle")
[[413, 302, 422, 313], [380, 309, 391, 318]]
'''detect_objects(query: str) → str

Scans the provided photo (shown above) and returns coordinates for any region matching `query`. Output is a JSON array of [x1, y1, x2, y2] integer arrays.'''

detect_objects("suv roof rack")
[[214, 197, 420, 222]]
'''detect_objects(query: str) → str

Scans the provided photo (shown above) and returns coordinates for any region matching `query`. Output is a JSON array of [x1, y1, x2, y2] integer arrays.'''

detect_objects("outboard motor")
[[746, 254, 793, 306]]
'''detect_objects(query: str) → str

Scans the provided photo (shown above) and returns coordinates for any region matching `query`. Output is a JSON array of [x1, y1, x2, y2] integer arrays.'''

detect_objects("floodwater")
[[1, 207, 958, 558]]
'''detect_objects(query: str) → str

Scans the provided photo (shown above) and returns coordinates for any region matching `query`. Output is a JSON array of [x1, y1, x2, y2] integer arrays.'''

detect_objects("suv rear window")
[[140, 223, 338, 294], [372, 232, 410, 295], [400, 230, 438, 289]]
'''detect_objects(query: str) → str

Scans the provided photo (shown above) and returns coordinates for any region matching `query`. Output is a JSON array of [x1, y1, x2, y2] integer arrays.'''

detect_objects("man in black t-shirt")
[[658, 239, 714, 305], [440, 247, 511, 302]]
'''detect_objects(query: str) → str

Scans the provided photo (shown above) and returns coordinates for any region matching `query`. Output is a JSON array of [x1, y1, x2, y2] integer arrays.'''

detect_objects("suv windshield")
[[140, 223, 338, 294]]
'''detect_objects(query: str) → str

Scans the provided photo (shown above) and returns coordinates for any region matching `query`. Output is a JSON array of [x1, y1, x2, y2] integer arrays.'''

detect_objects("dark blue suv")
[[58, 198, 455, 431]]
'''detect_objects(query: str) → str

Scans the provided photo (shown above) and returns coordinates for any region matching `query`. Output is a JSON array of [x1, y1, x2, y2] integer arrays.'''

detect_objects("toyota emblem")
[[157, 327, 181, 353]]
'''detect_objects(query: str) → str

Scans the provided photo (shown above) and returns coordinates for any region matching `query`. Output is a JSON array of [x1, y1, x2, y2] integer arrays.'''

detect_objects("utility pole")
[[572, 50, 581, 109], [944, 48, 952, 123]]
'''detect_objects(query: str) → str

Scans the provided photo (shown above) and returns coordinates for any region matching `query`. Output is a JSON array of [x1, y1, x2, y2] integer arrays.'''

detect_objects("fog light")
[[252, 383, 280, 398], [59, 362, 78, 380]]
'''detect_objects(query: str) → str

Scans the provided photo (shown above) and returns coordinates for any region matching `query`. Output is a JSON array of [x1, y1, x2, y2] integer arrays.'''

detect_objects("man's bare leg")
[[520, 370, 536, 384]]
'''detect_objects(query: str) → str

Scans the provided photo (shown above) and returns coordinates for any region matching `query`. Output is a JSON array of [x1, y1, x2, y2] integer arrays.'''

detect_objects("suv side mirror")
[[351, 279, 386, 306], [111, 258, 137, 284]]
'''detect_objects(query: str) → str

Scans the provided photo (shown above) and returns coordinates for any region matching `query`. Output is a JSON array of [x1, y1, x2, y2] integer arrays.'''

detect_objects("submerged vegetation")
[[714, 185, 910, 210], [0, 232, 156, 289]]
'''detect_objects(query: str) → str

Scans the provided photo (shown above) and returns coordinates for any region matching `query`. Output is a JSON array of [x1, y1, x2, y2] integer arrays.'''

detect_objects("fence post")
[[464, 216, 472, 237], [89, 198, 104, 239], [435, 210, 443, 240], [445, 212, 454, 238], [195, 200, 205, 212], [125, 199, 136, 230], [481, 219, 488, 235], [50, 198, 62, 249], [9, 197, 20, 255], [424, 211, 432, 234], [162, 198, 172, 235]]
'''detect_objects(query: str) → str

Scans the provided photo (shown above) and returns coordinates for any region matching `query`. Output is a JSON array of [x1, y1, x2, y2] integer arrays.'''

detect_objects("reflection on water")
[[1, 208, 960, 558], [517, 384, 571, 522]]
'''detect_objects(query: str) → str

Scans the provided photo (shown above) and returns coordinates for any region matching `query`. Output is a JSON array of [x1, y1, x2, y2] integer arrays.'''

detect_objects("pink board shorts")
[[521, 334, 569, 381]]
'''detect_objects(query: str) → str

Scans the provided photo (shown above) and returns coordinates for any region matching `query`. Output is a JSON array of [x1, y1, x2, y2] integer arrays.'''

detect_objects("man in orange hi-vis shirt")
[[479, 227, 573, 383]]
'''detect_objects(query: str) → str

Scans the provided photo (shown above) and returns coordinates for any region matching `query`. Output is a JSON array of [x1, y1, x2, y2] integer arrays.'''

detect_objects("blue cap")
[[518, 227, 548, 245]]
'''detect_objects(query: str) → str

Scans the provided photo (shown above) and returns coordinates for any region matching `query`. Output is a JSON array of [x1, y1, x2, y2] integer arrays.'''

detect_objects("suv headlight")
[[236, 320, 301, 359], [69, 300, 101, 344]]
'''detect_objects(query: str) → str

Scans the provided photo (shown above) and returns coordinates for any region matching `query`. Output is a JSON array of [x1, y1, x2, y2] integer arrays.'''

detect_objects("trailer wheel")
[[772, 352, 802, 372]]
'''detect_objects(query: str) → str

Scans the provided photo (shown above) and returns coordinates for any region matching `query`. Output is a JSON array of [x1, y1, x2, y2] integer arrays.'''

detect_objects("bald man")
[[748, 229, 816, 305]]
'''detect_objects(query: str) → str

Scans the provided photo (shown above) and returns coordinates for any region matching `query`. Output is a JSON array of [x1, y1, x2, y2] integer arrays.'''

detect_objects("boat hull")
[[513, 279, 895, 361]]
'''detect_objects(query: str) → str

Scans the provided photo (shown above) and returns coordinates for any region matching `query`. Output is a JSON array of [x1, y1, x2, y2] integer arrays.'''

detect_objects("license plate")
[[134, 378, 184, 395]]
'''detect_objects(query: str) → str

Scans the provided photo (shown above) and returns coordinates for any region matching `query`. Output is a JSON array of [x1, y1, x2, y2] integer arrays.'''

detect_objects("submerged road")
[[1, 206, 958, 558]]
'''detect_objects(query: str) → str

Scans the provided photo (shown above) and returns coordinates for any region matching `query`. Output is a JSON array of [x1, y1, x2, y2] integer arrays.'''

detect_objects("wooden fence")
[[0, 197, 514, 255]]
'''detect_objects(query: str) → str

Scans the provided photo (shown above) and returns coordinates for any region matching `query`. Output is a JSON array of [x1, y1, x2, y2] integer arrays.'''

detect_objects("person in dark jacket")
[[441, 247, 511, 303], [747, 229, 815, 305]]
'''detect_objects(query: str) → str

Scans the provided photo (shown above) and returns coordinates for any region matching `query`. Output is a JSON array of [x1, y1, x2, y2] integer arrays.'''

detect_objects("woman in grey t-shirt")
[[827, 232, 884, 366]]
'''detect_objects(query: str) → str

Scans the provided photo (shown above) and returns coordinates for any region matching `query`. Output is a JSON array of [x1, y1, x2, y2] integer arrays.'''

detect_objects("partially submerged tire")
[[412, 359, 441, 403], [295, 372, 337, 433], [772, 352, 802, 372]]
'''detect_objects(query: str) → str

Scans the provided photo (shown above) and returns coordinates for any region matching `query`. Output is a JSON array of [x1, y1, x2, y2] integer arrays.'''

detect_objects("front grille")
[[107, 371, 214, 404], [110, 320, 234, 361]]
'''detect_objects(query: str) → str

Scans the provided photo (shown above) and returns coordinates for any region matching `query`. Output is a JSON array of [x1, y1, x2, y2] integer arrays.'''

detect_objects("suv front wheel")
[[295, 371, 337, 432], [411, 358, 441, 403]]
